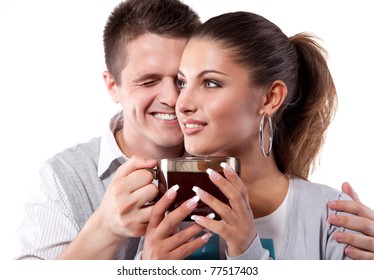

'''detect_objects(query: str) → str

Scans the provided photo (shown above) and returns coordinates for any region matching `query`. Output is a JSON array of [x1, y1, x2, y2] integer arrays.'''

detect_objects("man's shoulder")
[[39, 137, 105, 228], [42, 137, 101, 173]]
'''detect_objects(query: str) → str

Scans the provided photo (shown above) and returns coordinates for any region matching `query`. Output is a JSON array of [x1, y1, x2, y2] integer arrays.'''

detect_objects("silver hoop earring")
[[259, 113, 273, 157]]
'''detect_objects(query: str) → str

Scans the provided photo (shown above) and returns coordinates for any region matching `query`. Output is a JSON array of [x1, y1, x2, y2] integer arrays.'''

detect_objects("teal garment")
[[186, 233, 222, 260], [260, 239, 275, 260]]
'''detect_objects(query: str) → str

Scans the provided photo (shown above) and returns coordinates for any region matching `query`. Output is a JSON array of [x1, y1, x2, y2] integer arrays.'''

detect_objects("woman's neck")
[[239, 152, 289, 218]]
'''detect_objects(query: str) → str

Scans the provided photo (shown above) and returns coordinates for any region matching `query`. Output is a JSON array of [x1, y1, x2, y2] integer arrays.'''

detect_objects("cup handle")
[[143, 168, 160, 206], [145, 168, 159, 180]]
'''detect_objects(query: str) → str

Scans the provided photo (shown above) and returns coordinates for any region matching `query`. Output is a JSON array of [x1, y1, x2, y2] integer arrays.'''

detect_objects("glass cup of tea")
[[154, 156, 240, 221]]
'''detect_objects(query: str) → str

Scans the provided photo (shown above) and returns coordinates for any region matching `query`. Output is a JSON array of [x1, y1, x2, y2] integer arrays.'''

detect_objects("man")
[[15, 0, 201, 260], [15, 0, 374, 260]]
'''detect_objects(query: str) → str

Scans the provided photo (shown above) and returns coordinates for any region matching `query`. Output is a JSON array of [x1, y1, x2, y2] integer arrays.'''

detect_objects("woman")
[[141, 11, 361, 259]]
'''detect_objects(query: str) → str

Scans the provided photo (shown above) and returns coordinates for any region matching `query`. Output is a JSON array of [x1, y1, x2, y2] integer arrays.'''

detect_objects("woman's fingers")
[[206, 167, 251, 220]]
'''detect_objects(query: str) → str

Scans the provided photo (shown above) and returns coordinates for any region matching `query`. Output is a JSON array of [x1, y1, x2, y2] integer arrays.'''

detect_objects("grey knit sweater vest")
[[46, 137, 140, 259]]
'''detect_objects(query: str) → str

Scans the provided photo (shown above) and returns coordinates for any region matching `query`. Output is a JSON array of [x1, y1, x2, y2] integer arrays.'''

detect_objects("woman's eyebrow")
[[177, 69, 228, 78]]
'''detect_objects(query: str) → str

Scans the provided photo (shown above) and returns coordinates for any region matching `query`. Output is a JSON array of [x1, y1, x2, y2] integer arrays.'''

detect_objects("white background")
[[0, 0, 373, 261]]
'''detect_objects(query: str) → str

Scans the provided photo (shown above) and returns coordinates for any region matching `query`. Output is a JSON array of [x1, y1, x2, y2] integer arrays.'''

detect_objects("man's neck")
[[114, 129, 185, 160]]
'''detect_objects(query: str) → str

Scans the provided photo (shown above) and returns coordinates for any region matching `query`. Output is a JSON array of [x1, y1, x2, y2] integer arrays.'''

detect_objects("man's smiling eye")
[[142, 80, 157, 87]]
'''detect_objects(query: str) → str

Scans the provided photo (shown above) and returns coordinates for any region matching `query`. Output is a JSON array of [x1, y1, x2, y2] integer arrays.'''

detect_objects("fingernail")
[[192, 186, 208, 198], [187, 195, 200, 208], [201, 232, 213, 241], [328, 200, 337, 208], [345, 246, 353, 255], [334, 231, 343, 241], [328, 214, 338, 223], [190, 215, 200, 221], [206, 168, 220, 180], [206, 213, 215, 219], [191, 212, 215, 222], [167, 184, 179, 197], [220, 162, 234, 174]]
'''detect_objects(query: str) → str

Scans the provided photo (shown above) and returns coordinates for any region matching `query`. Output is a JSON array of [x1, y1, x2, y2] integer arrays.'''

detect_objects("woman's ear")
[[259, 80, 288, 115], [103, 71, 120, 103]]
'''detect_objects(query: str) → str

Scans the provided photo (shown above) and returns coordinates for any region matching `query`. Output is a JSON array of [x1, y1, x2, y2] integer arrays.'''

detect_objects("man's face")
[[110, 33, 187, 157]]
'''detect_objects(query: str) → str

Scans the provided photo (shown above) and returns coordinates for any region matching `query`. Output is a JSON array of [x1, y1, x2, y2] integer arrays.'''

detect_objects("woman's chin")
[[185, 147, 208, 157], [186, 146, 222, 157]]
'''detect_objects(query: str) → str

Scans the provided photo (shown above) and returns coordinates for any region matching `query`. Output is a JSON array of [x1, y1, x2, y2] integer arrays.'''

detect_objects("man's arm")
[[58, 156, 158, 259], [328, 182, 374, 260], [16, 155, 158, 259]]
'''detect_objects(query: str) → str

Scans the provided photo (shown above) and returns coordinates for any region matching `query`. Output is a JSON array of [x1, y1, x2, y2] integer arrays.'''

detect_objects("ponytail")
[[273, 33, 337, 179]]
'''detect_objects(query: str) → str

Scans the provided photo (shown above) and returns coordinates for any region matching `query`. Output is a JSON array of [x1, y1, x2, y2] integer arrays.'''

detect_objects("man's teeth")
[[153, 113, 177, 120], [186, 123, 201, 128]]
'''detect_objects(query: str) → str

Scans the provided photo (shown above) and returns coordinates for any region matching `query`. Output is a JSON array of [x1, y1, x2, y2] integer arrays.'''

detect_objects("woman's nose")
[[177, 88, 197, 115]]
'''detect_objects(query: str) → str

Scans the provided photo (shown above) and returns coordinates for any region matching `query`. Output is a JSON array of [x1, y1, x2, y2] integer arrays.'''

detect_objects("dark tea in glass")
[[157, 156, 240, 221]]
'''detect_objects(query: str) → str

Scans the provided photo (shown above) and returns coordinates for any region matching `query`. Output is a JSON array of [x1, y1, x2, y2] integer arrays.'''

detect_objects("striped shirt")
[[15, 112, 127, 259]]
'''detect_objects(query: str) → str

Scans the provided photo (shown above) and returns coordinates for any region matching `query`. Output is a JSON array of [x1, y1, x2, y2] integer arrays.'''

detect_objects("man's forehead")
[[123, 33, 187, 78], [126, 32, 187, 49]]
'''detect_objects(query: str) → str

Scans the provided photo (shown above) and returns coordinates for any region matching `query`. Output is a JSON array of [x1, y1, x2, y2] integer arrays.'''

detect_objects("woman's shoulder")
[[289, 176, 352, 203]]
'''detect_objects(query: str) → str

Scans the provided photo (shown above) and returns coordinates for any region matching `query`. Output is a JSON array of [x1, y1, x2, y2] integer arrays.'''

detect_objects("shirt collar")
[[97, 111, 128, 177]]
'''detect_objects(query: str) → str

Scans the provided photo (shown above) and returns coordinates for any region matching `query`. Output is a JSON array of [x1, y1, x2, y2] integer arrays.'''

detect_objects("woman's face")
[[176, 38, 261, 157]]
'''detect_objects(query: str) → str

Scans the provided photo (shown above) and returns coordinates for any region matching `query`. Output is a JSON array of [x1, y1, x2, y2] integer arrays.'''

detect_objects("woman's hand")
[[190, 163, 256, 257], [141, 185, 212, 259], [328, 182, 374, 259]]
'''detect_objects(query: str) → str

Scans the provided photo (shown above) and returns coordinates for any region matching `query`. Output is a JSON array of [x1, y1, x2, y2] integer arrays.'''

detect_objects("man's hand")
[[58, 155, 158, 259], [328, 182, 374, 259], [96, 155, 159, 238]]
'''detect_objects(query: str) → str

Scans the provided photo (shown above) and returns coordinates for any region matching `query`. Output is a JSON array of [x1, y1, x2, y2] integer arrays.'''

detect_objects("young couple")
[[16, 0, 374, 260]]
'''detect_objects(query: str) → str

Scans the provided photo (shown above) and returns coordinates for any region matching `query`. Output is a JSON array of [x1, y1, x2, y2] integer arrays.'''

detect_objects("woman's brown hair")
[[191, 12, 337, 179]]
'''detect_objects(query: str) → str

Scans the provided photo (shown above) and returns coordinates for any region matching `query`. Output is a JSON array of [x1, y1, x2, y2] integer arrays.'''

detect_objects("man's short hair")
[[103, 0, 201, 84]]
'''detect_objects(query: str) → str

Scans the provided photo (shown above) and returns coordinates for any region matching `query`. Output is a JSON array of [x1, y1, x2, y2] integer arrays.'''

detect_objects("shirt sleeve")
[[133, 236, 145, 260], [226, 233, 272, 260], [14, 162, 80, 259]]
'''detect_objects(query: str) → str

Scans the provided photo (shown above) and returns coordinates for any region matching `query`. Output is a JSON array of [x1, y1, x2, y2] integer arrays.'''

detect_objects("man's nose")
[[157, 79, 179, 107]]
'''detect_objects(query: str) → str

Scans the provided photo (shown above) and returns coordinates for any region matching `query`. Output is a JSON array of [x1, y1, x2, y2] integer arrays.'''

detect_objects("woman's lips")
[[182, 119, 206, 135]]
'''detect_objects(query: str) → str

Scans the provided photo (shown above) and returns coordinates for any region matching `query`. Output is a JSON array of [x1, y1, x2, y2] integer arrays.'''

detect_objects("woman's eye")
[[204, 80, 221, 88], [176, 78, 186, 89]]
